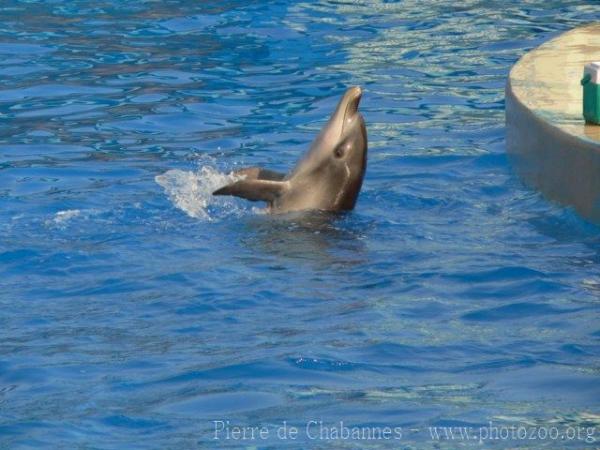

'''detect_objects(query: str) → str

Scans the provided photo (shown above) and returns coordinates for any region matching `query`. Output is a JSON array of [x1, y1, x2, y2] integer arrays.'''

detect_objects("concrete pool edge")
[[505, 23, 600, 226]]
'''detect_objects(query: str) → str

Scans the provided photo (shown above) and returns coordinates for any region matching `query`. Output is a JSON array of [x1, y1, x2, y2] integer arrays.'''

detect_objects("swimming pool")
[[1, 1, 599, 448]]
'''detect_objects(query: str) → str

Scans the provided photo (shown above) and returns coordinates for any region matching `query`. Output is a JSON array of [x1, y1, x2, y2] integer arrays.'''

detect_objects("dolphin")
[[213, 86, 367, 214]]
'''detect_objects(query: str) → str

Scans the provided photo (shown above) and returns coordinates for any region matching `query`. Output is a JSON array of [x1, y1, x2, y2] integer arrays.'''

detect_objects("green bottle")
[[582, 62, 600, 124]]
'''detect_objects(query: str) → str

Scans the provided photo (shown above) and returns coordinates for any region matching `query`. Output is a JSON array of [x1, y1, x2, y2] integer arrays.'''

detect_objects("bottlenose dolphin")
[[213, 86, 367, 214]]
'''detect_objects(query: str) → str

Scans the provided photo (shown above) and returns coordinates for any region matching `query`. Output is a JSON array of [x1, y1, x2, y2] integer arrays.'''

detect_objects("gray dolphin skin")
[[213, 86, 367, 214]]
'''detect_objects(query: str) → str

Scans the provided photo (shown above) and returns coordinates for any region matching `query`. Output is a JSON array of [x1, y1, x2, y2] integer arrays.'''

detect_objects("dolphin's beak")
[[321, 86, 364, 140], [344, 86, 362, 119]]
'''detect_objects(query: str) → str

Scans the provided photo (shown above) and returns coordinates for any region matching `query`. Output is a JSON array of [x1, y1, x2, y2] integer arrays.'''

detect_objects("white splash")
[[155, 165, 240, 220], [51, 209, 81, 224], [44, 209, 103, 229], [582, 278, 600, 292]]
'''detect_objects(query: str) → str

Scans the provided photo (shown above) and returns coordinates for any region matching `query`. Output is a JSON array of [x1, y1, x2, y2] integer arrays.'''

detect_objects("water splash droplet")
[[155, 164, 240, 220]]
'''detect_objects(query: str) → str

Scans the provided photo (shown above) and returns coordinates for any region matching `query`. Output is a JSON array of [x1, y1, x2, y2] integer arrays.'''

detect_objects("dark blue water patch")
[[445, 266, 546, 283], [0, 421, 56, 441], [0, 366, 48, 384], [559, 344, 595, 357], [0, 248, 40, 266], [43, 278, 150, 298], [461, 302, 583, 322], [460, 279, 569, 300], [124, 360, 354, 392], [174, 302, 219, 316], [101, 414, 166, 430]]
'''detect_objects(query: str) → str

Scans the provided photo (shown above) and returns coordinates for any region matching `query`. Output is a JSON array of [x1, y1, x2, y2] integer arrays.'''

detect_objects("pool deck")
[[506, 23, 600, 225]]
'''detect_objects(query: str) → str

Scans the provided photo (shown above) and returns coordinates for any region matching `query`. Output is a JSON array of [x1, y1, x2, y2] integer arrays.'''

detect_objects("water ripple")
[[0, 0, 598, 448]]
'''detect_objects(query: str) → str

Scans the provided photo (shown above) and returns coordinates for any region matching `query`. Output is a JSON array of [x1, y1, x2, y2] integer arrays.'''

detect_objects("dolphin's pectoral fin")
[[213, 167, 287, 202], [232, 167, 286, 181], [213, 179, 288, 202]]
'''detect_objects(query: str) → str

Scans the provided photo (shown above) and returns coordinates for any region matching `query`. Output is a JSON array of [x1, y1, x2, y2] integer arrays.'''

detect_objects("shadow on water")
[[238, 210, 370, 269]]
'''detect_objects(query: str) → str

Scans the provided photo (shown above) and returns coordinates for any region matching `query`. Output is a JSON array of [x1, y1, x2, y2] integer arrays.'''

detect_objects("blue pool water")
[[1, 1, 600, 448]]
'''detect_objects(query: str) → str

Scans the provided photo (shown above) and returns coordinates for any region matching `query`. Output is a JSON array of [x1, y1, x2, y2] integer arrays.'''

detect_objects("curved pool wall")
[[1, 1, 600, 449], [506, 23, 600, 225]]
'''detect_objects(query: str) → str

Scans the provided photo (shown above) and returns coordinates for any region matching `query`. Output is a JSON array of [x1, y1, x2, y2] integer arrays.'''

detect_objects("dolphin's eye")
[[334, 144, 346, 159]]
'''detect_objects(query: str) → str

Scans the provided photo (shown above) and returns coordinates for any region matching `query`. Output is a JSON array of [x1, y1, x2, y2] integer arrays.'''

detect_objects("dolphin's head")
[[292, 86, 368, 211], [327, 86, 367, 209]]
